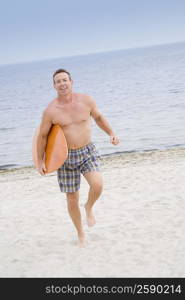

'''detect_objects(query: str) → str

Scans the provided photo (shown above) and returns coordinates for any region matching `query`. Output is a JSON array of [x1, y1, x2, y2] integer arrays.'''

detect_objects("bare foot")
[[84, 204, 96, 227], [78, 232, 86, 247]]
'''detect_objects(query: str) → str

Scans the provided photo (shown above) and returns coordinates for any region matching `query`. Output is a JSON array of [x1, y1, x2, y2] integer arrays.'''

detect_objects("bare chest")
[[52, 102, 90, 127]]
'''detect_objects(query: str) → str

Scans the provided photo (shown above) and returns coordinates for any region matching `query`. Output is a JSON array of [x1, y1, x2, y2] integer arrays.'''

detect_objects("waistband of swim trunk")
[[68, 142, 94, 153]]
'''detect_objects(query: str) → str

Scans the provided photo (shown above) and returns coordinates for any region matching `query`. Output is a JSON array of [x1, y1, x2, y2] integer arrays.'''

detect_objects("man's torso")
[[47, 93, 92, 149]]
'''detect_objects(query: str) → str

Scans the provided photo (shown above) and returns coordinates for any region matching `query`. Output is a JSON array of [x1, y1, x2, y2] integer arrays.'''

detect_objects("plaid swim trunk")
[[57, 142, 101, 193]]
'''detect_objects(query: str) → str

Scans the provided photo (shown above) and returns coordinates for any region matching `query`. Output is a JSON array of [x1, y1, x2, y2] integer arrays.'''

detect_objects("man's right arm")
[[37, 109, 52, 175]]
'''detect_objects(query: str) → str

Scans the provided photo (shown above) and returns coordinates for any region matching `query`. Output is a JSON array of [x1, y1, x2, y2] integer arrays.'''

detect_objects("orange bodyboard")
[[32, 124, 68, 174]]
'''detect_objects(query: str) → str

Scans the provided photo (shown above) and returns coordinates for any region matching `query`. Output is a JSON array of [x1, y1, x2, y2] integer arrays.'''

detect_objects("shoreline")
[[0, 145, 185, 173]]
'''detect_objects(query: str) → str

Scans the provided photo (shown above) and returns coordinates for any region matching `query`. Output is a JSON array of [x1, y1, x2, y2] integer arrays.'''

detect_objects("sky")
[[0, 0, 185, 65]]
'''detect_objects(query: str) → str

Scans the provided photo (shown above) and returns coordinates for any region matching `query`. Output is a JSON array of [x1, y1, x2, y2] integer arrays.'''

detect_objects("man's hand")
[[37, 161, 47, 175], [110, 135, 119, 145]]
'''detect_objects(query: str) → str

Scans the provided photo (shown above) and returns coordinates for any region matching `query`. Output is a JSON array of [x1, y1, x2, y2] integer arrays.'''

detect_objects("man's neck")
[[57, 92, 74, 104]]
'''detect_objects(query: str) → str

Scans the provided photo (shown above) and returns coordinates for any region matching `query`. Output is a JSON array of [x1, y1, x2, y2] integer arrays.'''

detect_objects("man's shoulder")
[[46, 98, 57, 109], [76, 92, 88, 99], [76, 93, 95, 104], [43, 98, 56, 115]]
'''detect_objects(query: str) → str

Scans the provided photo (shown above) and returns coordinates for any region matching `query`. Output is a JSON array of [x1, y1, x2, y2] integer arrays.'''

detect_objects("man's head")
[[53, 68, 72, 83], [53, 68, 73, 96]]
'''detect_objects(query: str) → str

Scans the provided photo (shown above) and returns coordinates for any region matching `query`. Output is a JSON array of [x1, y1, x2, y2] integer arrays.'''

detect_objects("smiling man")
[[37, 68, 119, 247]]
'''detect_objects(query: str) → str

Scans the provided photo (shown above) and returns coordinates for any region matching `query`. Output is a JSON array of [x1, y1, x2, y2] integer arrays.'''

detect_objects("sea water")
[[0, 42, 185, 168]]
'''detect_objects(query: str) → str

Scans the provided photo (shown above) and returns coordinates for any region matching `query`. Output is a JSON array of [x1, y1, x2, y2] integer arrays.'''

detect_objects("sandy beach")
[[0, 147, 185, 278]]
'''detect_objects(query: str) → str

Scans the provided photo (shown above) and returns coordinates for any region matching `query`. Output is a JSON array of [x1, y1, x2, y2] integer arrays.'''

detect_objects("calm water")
[[0, 42, 185, 169]]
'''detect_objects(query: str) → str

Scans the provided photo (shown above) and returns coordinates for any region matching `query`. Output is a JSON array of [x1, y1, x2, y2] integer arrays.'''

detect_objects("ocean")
[[0, 42, 185, 169]]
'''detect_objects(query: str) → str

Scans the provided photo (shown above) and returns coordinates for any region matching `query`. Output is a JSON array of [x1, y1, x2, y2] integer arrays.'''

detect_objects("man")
[[37, 69, 119, 247]]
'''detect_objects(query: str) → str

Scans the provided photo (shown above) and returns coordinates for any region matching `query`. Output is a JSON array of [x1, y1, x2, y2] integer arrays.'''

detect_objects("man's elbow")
[[38, 132, 48, 140], [94, 114, 103, 122]]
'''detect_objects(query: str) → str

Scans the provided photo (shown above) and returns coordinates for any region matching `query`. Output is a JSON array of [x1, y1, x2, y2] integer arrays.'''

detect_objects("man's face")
[[53, 72, 73, 96]]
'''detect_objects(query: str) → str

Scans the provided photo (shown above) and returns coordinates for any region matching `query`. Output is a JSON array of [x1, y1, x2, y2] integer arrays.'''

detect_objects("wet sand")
[[0, 147, 185, 277]]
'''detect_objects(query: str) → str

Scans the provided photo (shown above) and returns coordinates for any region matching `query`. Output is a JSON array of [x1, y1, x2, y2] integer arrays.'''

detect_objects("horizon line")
[[1, 40, 185, 67]]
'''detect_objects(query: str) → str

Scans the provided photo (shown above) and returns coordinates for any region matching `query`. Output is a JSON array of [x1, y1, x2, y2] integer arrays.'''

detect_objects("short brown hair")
[[53, 68, 72, 83]]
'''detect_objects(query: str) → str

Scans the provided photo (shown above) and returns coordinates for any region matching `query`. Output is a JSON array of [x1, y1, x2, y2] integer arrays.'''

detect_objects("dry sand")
[[0, 147, 185, 277]]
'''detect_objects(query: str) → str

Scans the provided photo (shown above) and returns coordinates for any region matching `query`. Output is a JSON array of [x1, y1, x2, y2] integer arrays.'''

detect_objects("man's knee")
[[91, 179, 103, 195], [66, 191, 79, 207]]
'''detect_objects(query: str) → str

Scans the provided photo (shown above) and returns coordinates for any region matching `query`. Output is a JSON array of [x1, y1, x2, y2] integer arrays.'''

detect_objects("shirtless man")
[[37, 69, 119, 247]]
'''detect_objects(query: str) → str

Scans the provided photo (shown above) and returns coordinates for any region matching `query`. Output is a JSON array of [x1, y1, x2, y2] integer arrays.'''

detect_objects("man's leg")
[[83, 171, 103, 226], [66, 191, 85, 246]]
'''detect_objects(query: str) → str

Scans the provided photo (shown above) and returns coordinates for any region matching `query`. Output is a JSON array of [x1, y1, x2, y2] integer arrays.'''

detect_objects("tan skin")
[[37, 72, 119, 246]]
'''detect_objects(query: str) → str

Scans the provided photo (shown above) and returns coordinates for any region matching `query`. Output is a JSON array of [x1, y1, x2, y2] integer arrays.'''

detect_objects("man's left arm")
[[89, 97, 119, 145]]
